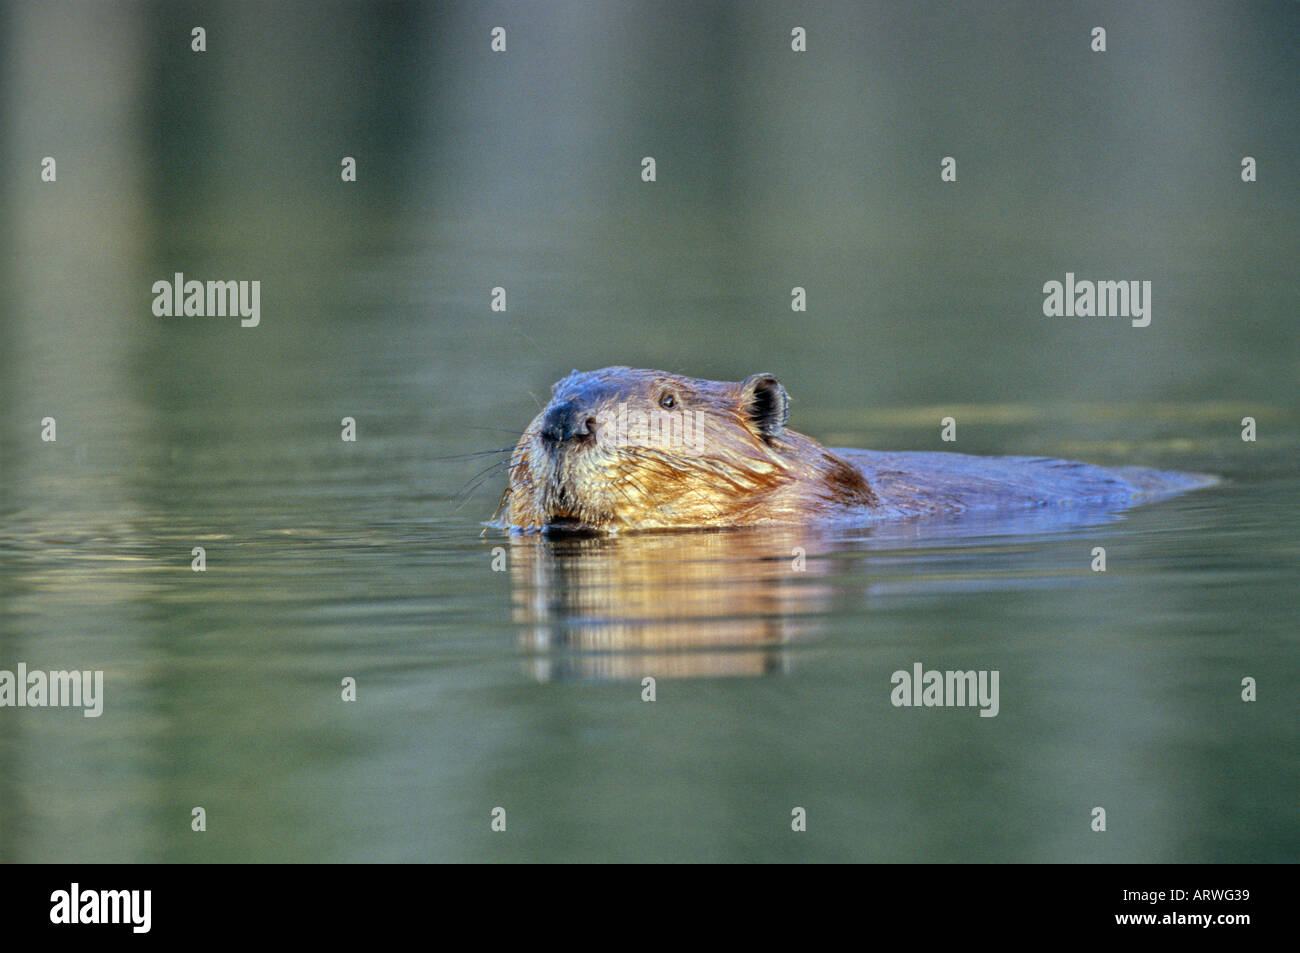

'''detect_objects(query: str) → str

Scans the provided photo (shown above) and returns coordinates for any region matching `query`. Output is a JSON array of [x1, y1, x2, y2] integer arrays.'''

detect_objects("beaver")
[[493, 366, 1216, 534]]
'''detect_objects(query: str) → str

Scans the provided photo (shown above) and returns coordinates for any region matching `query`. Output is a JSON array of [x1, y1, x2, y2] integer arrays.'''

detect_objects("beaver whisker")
[[460, 457, 515, 489], [459, 463, 511, 492], [464, 426, 534, 436], [433, 447, 515, 461], [455, 463, 514, 508]]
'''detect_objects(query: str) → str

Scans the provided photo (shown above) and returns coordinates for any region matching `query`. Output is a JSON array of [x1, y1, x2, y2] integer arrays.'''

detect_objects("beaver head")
[[498, 366, 877, 533]]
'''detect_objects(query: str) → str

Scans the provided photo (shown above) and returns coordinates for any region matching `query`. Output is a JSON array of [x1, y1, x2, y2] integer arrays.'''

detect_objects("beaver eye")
[[658, 393, 676, 410]]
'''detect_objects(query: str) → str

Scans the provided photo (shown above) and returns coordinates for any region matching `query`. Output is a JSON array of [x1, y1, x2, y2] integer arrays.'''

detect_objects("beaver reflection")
[[507, 528, 834, 681]]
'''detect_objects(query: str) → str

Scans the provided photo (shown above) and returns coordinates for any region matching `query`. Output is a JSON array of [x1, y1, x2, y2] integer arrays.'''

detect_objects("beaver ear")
[[738, 373, 790, 441]]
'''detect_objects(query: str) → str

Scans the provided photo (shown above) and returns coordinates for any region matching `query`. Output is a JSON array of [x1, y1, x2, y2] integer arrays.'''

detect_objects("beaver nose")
[[540, 401, 597, 444]]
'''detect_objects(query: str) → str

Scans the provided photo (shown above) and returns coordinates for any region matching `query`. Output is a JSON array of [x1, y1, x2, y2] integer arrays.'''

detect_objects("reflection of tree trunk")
[[0, 0, 437, 862], [139, 2, 431, 236], [510, 528, 833, 681], [0, 2, 153, 863]]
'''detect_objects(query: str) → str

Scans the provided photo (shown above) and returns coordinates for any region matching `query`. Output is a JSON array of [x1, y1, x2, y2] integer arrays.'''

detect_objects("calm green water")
[[1, 1, 1297, 862]]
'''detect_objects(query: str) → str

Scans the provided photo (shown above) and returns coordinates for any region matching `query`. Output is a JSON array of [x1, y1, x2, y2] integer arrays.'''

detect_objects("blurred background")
[[0, 0, 1295, 862]]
